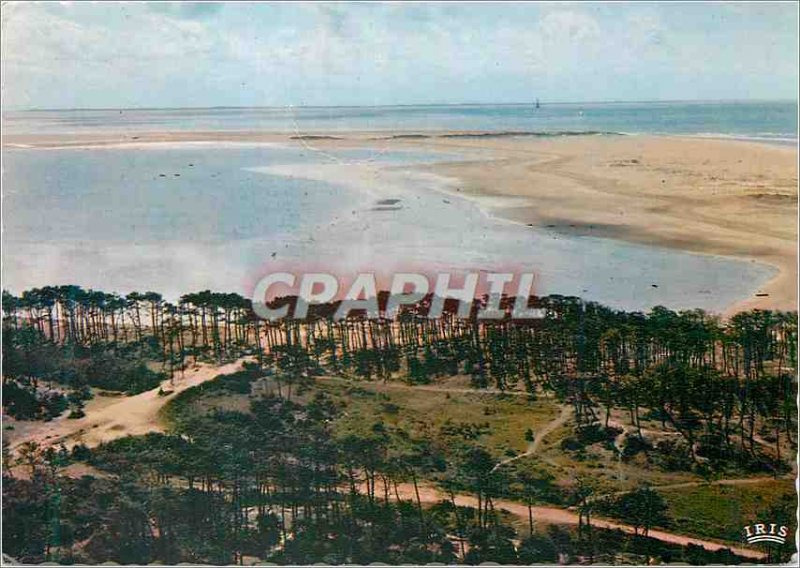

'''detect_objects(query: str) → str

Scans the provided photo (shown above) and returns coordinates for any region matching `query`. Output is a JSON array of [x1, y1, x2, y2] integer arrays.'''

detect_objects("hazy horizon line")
[[4, 98, 798, 113]]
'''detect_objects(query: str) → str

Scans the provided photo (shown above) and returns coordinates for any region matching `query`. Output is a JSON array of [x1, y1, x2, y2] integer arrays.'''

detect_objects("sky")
[[1, 1, 798, 109]]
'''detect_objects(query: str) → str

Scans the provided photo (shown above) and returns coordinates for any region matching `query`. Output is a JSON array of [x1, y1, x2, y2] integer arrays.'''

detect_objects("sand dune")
[[7, 359, 245, 451]]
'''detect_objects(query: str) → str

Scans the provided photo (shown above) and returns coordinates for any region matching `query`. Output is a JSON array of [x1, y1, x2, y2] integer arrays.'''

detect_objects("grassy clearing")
[[315, 376, 557, 461], [657, 479, 795, 543], [538, 439, 699, 494]]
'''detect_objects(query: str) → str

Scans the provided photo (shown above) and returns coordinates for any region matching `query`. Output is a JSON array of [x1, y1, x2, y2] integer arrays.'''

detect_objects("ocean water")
[[3, 101, 797, 142], [2, 101, 791, 311]]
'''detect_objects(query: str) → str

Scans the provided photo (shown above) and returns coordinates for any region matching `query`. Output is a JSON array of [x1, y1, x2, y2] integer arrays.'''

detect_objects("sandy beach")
[[4, 131, 796, 313], [411, 134, 798, 312]]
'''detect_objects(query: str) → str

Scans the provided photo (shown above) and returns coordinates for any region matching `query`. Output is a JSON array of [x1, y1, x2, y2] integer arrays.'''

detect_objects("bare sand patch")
[[5, 359, 246, 452]]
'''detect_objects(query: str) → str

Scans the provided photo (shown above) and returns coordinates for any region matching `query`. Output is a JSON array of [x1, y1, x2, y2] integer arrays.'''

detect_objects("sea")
[[3, 100, 798, 143], [2, 101, 796, 312]]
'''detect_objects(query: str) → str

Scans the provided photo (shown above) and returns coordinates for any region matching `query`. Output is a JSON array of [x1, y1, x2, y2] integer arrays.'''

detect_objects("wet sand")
[[411, 134, 797, 313], [5, 131, 796, 313]]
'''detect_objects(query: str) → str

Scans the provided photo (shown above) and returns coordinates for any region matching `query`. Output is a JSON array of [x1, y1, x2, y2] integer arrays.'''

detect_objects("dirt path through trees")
[[329, 375, 772, 559], [7, 370, 773, 560], [492, 404, 573, 472], [385, 482, 765, 560]]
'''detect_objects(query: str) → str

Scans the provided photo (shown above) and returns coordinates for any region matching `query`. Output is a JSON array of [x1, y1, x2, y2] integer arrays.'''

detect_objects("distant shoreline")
[[3, 100, 796, 143], [4, 127, 798, 148], [1, 129, 624, 149], [4, 98, 797, 113]]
